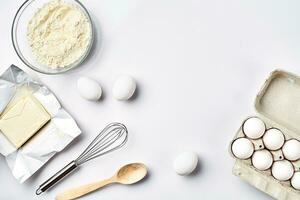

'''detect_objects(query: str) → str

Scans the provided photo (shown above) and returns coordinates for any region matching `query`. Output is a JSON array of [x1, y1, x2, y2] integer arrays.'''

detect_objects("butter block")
[[0, 95, 50, 148]]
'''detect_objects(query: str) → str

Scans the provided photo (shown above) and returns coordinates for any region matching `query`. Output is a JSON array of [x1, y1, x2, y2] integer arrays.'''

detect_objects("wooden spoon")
[[55, 163, 147, 200]]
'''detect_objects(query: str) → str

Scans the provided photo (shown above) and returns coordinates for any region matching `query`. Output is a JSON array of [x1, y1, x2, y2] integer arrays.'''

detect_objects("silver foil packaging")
[[0, 65, 81, 183]]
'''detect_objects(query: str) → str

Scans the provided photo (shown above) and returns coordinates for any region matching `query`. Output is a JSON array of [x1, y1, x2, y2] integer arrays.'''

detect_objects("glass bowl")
[[11, 0, 94, 75]]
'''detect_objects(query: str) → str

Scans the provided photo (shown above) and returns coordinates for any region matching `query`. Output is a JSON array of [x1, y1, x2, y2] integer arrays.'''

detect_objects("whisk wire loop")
[[81, 129, 122, 160], [75, 122, 128, 165]]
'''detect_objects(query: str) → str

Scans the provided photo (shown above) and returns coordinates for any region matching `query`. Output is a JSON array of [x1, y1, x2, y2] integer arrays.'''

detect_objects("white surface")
[[1, 0, 300, 199]]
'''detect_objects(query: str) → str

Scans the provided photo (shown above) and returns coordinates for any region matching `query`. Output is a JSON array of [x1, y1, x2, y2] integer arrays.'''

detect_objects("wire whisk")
[[36, 122, 128, 195], [76, 122, 128, 165]]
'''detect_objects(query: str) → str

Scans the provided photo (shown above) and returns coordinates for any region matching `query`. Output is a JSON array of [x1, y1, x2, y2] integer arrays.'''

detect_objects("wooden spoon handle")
[[55, 178, 114, 200]]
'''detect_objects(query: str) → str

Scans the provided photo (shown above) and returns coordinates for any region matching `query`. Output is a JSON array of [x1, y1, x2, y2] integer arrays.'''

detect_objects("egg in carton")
[[229, 70, 300, 200]]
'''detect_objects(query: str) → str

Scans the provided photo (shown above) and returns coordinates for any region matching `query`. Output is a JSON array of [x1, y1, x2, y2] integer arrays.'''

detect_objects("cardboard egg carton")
[[230, 70, 300, 200]]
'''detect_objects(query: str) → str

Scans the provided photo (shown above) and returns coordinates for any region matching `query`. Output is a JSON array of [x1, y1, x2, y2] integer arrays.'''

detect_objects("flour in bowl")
[[27, 0, 92, 68]]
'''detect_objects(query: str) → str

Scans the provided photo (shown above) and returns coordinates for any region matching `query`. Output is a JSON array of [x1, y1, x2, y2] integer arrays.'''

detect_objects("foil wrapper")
[[0, 65, 81, 183]]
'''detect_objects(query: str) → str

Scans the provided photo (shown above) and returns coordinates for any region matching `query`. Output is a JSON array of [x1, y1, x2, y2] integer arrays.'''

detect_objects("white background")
[[1, 0, 300, 199]]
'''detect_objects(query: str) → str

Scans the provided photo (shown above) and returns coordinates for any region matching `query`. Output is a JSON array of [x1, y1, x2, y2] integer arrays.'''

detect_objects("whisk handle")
[[36, 161, 78, 195]]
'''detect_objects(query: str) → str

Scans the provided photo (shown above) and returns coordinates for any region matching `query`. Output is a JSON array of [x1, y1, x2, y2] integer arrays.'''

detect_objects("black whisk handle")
[[36, 161, 78, 195]]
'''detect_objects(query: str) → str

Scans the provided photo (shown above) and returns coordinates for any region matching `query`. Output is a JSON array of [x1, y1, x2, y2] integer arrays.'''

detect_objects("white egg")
[[282, 139, 300, 161], [173, 152, 198, 176], [291, 172, 300, 190], [231, 138, 254, 160], [113, 75, 136, 101], [77, 77, 102, 101], [262, 128, 285, 151], [242, 117, 266, 139], [251, 150, 273, 171], [271, 160, 294, 181]]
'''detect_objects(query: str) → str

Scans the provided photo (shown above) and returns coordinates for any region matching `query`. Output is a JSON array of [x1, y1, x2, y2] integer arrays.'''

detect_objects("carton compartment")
[[231, 119, 300, 200], [255, 71, 300, 138], [230, 70, 300, 200]]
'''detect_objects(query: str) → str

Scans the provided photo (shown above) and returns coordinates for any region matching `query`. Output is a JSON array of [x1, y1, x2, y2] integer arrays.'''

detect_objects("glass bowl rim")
[[11, 0, 94, 75]]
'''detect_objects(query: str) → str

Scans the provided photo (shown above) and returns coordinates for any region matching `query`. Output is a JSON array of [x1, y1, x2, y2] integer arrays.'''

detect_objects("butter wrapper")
[[0, 65, 81, 183]]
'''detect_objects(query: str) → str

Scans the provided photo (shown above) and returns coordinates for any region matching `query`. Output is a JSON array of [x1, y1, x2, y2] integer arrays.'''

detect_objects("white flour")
[[27, 0, 92, 68]]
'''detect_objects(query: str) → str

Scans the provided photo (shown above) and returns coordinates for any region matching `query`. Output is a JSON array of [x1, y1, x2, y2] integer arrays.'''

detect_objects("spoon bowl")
[[116, 163, 147, 184]]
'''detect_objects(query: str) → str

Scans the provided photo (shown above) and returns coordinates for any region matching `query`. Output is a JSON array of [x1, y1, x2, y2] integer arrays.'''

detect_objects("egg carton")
[[230, 70, 300, 200]]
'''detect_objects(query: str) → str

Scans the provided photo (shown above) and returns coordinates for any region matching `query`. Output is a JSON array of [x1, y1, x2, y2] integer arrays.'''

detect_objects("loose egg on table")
[[262, 128, 285, 151], [231, 138, 254, 160], [113, 75, 136, 101], [282, 139, 300, 161], [271, 160, 294, 181], [77, 77, 102, 101], [251, 150, 273, 171], [242, 117, 266, 139], [173, 152, 198, 176]]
